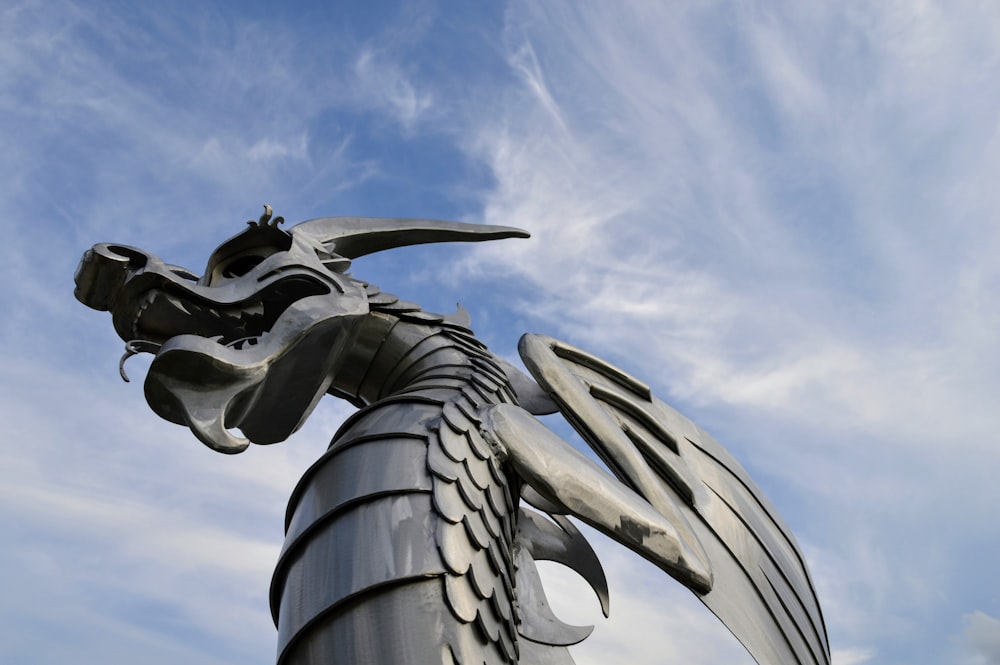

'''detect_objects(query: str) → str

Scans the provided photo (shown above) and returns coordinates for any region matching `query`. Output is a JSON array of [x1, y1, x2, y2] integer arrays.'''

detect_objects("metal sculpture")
[[75, 206, 830, 665]]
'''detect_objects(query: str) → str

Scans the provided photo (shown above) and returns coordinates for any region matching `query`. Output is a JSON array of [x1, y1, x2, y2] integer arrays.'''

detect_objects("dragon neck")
[[329, 300, 488, 407]]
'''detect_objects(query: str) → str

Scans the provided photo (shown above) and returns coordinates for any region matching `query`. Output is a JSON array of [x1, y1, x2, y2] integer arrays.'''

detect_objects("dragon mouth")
[[121, 269, 366, 454], [111, 270, 364, 454], [76, 237, 370, 454], [130, 275, 331, 350]]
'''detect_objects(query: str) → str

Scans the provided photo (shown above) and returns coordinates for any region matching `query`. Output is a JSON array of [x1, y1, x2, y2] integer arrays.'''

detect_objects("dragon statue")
[[75, 207, 830, 665]]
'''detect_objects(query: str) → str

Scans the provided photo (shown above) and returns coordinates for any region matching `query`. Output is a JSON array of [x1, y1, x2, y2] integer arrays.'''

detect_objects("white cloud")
[[506, 40, 569, 135], [832, 647, 876, 665], [451, 1, 1000, 662], [0, 0, 387, 258], [5, 2, 1000, 664], [246, 134, 310, 162], [539, 530, 754, 665], [0, 352, 353, 664], [353, 47, 434, 131], [463, 0, 1000, 459], [958, 612, 1000, 665]]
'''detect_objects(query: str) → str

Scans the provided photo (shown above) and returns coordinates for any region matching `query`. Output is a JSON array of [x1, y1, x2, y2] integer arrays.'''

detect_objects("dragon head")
[[75, 206, 527, 453]]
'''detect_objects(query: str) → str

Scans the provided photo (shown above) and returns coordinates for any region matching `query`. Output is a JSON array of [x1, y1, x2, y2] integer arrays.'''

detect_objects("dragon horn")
[[290, 216, 529, 259]]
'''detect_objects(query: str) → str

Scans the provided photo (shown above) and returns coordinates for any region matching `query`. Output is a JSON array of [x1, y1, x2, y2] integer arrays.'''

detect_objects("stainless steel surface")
[[517, 333, 831, 665], [76, 206, 830, 664]]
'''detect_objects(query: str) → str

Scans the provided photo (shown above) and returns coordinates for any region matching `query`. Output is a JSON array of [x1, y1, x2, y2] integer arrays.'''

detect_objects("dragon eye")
[[221, 255, 264, 278]]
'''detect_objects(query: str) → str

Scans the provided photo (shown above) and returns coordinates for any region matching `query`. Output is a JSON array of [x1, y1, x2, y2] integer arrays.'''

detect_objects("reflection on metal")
[[76, 206, 831, 665]]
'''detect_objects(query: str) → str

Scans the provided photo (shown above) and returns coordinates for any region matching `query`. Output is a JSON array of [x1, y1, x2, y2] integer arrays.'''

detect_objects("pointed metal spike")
[[258, 204, 273, 226]]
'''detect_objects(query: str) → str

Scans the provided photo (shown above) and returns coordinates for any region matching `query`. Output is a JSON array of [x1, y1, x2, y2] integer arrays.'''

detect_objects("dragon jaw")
[[75, 230, 369, 454]]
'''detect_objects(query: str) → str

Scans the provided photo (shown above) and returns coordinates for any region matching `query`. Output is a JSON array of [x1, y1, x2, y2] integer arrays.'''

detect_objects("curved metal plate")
[[519, 333, 831, 665]]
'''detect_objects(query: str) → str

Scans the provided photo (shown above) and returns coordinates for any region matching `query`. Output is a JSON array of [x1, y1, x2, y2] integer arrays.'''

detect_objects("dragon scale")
[[273, 289, 528, 665]]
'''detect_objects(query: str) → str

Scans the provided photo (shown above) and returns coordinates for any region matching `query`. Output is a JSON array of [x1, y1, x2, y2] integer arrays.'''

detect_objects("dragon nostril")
[[107, 245, 149, 269]]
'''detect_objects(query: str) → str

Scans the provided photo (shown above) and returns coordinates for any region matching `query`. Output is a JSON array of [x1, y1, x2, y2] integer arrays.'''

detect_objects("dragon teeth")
[[243, 302, 264, 316], [164, 294, 193, 316]]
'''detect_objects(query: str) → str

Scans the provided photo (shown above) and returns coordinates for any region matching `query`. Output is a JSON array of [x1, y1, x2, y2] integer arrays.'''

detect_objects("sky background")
[[2, 1, 999, 664]]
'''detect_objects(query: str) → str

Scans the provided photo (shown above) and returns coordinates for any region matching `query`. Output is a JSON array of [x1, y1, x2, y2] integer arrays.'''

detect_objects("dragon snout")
[[74, 243, 152, 312]]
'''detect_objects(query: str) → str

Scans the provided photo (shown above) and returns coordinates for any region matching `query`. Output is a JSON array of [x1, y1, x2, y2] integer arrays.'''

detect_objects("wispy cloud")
[[4, 1, 1000, 664], [353, 47, 434, 131], [451, 1, 1000, 661], [0, 349, 352, 664]]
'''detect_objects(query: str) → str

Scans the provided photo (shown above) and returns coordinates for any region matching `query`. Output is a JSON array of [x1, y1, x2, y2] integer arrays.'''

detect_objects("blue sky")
[[2, 1, 999, 664]]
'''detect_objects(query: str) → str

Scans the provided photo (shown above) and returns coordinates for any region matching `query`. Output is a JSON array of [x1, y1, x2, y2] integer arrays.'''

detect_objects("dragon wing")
[[518, 334, 831, 665]]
